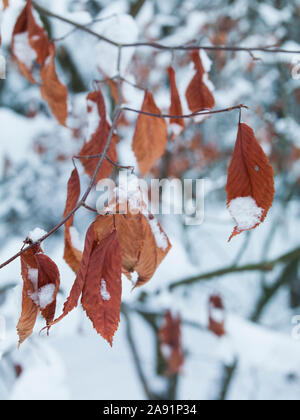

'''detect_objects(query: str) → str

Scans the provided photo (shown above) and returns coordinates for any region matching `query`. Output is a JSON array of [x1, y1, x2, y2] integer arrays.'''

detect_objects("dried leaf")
[[51, 223, 96, 326], [132, 91, 168, 176], [3, 0, 9, 10], [186, 51, 215, 112], [63, 168, 82, 273], [12, 0, 50, 82], [81, 230, 122, 346], [226, 123, 275, 240], [94, 213, 144, 279], [94, 211, 171, 287], [17, 247, 41, 346], [35, 253, 60, 328], [159, 310, 184, 375], [167, 66, 184, 139], [79, 90, 117, 181], [40, 44, 68, 126], [208, 295, 226, 337]]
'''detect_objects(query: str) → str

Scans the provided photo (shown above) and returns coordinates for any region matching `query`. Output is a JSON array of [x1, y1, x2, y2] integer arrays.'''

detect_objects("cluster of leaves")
[[9, 0, 276, 347]]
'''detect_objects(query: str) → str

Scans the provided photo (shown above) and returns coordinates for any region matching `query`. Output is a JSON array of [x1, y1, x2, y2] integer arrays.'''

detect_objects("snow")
[[29, 284, 55, 309], [13, 32, 37, 69], [28, 228, 47, 243], [147, 216, 169, 251], [0, 54, 6, 79], [228, 197, 263, 231], [100, 279, 111, 301], [28, 268, 38, 290], [38, 284, 56, 309], [94, 14, 139, 76], [69, 226, 82, 252]]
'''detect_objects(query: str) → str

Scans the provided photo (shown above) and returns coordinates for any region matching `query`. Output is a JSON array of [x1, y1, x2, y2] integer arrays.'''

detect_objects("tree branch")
[[32, 1, 300, 54], [0, 107, 122, 271], [168, 246, 300, 290], [123, 104, 248, 119]]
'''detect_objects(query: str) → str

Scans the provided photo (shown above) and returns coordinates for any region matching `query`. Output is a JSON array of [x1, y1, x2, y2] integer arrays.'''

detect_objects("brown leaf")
[[159, 310, 184, 375], [40, 43, 68, 126], [208, 295, 226, 337], [35, 253, 60, 328], [3, 0, 9, 10], [226, 123, 275, 240], [167, 66, 184, 139], [63, 168, 82, 273], [79, 90, 117, 182], [132, 91, 168, 176], [51, 222, 96, 326], [17, 247, 41, 346], [135, 214, 171, 287], [12, 0, 50, 82], [94, 212, 144, 280], [94, 211, 171, 287], [186, 51, 215, 112], [81, 230, 122, 345]]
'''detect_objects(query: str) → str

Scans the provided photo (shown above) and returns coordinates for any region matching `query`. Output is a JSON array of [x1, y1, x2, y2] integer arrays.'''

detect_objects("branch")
[[121, 305, 160, 400], [0, 107, 122, 271], [32, 1, 300, 54], [168, 246, 300, 290], [123, 104, 248, 119]]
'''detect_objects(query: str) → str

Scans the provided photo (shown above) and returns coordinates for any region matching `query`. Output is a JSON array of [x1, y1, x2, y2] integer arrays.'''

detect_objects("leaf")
[[133, 214, 171, 287], [12, 0, 50, 83], [3, 0, 9, 10], [208, 295, 226, 337], [186, 51, 215, 112], [94, 213, 144, 280], [226, 123, 275, 240], [40, 43, 68, 126], [81, 230, 122, 346], [94, 212, 171, 287], [63, 168, 82, 273], [132, 91, 168, 176], [159, 310, 184, 375], [79, 90, 117, 182], [167, 66, 184, 139], [35, 253, 60, 328], [17, 247, 41, 346], [51, 222, 96, 326]]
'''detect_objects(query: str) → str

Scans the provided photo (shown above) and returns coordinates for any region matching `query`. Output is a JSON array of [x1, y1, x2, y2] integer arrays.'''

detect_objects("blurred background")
[[0, 0, 300, 400]]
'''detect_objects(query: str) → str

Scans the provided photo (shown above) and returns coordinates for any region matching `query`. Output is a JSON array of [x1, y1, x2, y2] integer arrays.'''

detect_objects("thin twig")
[[31, 1, 300, 54], [121, 305, 159, 400], [123, 104, 248, 119], [168, 246, 300, 290], [0, 107, 122, 271]]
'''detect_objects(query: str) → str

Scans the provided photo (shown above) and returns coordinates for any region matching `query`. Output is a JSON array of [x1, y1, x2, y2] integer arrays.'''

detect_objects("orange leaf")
[[12, 0, 50, 83], [134, 214, 171, 287], [81, 230, 122, 346], [17, 247, 41, 346], [51, 222, 96, 326], [63, 168, 82, 273], [132, 91, 168, 176], [167, 66, 184, 139], [3, 0, 9, 10], [186, 51, 215, 112], [226, 123, 275, 240], [208, 295, 226, 338], [79, 90, 117, 182], [35, 253, 60, 328], [40, 44, 68, 126], [159, 310, 184, 375], [94, 211, 171, 287]]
